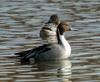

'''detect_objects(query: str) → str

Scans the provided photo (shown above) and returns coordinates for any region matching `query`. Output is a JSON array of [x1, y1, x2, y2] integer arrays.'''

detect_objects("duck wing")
[[15, 44, 52, 63]]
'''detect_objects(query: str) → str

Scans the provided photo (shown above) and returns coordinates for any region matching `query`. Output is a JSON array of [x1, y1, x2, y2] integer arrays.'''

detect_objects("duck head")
[[57, 21, 71, 35], [48, 14, 60, 25]]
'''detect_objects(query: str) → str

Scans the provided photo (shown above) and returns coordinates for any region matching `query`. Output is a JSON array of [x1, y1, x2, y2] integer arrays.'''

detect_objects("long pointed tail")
[[15, 49, 33, 64]]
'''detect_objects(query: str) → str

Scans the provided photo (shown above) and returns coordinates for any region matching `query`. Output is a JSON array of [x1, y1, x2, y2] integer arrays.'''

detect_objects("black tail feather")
[[15, 49, 32, 64], [20, 57, 30, 64], [15, 49, 32, 57]]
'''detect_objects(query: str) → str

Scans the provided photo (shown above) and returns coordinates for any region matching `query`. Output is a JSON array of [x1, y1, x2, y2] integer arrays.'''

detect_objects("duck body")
[[18, 41, 70, 62], [16, 44, 71, 63]]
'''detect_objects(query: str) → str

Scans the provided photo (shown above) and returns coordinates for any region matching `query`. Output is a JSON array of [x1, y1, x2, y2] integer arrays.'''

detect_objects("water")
[[0, 0, 100, 82]]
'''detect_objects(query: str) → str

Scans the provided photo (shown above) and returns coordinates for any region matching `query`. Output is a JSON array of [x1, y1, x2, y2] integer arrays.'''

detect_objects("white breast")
[[59, 35, 71, 56]]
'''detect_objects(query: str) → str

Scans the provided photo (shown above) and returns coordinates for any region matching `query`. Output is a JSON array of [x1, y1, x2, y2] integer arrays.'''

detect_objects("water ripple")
[[0, 0, 100, 82]]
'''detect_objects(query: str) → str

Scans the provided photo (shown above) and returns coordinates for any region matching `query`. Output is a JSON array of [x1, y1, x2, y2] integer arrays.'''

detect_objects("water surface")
[[0, 0, 100, 82]]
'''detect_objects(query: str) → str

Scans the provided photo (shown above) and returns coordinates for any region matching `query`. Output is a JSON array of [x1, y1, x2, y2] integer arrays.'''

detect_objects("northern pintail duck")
[[15, 21, 71, 63], [40, 14, 60, 42]]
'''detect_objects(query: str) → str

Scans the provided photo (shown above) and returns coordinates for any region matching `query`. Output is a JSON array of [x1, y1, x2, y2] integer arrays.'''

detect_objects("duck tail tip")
[[15, 52, 30, 64], [20, 57, 30, 64]]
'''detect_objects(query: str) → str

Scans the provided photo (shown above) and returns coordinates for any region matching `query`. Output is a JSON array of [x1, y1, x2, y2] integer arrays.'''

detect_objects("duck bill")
[[70, 27, 78, 31]]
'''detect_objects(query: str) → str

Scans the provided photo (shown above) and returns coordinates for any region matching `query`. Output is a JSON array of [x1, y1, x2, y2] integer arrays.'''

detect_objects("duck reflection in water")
[[34, 59, 72, 82]]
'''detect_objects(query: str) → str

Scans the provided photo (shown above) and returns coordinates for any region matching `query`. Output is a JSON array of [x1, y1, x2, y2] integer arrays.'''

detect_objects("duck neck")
[[57, 29, 70, 50]]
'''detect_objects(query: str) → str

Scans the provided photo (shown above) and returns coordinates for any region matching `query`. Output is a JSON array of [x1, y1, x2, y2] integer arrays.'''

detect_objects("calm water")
[[0, 0, 100, 82]]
